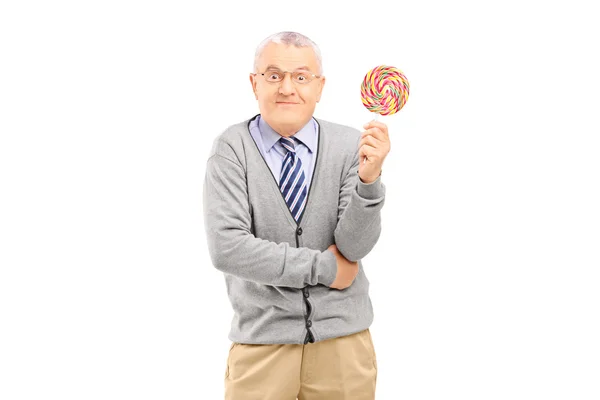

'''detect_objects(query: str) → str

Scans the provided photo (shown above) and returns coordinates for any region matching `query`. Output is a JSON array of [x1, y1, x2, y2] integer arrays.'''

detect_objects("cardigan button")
[[306, 320, 312, 328], [297, 227, 303, 235]]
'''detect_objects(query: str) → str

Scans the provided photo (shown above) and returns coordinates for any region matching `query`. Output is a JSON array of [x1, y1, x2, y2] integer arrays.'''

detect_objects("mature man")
[[203, 31, 390, 400]]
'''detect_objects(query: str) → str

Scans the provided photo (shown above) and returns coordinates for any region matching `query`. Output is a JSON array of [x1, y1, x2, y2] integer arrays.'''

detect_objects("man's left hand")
[[358, 120, 391, 184]]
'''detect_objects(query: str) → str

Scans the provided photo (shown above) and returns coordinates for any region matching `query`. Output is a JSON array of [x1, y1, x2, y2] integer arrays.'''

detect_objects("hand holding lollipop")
[[358, 65, 410, 180]]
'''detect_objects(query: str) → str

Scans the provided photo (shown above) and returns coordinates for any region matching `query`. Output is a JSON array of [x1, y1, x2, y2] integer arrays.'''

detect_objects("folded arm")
[[203, 149, 338, 288]]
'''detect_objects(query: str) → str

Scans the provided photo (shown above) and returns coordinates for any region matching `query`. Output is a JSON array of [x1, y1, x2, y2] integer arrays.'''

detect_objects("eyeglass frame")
[[252, 68, 322, 84]]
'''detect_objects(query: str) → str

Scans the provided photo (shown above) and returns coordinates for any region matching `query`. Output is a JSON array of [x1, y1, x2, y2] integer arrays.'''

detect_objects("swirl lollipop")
[[361, 65, 409, 118]]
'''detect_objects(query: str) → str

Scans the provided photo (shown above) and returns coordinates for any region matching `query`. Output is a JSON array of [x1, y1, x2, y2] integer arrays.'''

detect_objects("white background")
[[1, 0, 599, 399]]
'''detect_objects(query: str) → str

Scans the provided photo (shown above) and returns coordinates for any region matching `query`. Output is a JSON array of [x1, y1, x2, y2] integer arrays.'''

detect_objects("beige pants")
[[224, 328, 377, 400]]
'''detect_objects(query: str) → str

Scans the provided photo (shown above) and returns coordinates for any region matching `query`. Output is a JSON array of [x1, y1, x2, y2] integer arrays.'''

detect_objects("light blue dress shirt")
[[248, 114, 318, 190]]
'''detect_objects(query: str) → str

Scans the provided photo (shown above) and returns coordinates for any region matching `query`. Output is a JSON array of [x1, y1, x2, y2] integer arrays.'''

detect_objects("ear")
[[249, 73, 258, 100], [316, 76, 326, 103]]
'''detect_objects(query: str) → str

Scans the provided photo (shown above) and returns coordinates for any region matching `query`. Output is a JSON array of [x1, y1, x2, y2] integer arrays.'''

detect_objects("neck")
[[271, 122, 300, 137], [276, 128, 298, 138], [262, 116, 310, 138]]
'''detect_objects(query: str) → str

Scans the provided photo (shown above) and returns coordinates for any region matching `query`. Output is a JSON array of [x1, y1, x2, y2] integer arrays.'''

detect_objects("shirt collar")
[[258, 115, 317, 154]]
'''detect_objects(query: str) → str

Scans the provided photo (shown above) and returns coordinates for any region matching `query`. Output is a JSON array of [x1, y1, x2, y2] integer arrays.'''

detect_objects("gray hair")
[[253, 31, 323, 75]]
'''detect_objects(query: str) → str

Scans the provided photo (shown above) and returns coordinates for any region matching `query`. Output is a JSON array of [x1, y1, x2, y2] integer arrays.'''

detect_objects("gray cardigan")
[[202, 114, 386, 344]]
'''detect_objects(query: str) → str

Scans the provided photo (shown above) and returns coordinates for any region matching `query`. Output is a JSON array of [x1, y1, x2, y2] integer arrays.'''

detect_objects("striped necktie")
[[279, 136, 308, 222]]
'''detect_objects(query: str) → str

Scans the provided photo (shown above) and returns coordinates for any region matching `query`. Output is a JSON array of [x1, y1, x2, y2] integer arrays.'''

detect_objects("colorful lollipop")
[[361, 65, 409, 118], [360, 65, 409, 164]]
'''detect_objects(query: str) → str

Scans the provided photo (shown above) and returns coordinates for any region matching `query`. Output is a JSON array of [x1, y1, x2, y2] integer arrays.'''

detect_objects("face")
[[250, 42, 326, 137]]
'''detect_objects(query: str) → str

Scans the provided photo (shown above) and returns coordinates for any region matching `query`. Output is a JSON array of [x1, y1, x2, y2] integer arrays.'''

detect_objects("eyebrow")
[[265, 64, 312, 72]]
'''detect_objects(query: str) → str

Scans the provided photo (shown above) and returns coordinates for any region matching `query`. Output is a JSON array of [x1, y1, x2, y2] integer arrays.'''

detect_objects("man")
[[202, 31, 390, 400]]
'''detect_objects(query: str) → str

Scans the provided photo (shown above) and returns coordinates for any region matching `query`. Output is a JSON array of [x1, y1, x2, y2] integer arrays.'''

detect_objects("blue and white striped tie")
[[279, 136, 307, 222]]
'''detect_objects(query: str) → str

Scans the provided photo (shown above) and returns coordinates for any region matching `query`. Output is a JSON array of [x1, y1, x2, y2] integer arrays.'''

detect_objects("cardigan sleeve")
[[333, 144, 386, 262], [203, 152, 338, 288]]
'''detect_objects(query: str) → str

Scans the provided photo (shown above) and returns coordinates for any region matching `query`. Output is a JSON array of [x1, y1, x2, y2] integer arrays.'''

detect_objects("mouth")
[[277, 102, 299, 105]]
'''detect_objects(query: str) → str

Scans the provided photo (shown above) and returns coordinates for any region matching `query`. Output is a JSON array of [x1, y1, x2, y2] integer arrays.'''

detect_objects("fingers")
[[361, 128, 386, 143], [358, 143, 377, 162], [362, 121, 389, 141], [363, 120, 388, 134], [360, 123, 391, 161], [359, 134, 381, 150]]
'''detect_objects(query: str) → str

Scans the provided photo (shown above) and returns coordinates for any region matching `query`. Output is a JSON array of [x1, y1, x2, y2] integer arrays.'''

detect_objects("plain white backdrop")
[[1, 0, 599, 399]]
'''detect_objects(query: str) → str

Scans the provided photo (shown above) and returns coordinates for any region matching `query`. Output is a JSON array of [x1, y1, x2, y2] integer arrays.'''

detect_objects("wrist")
[[357, 170, 384, 199], [359, 170, 382, 184]]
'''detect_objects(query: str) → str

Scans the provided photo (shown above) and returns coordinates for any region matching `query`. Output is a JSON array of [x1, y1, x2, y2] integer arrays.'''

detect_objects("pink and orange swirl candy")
[[361, 65, 409, 118]]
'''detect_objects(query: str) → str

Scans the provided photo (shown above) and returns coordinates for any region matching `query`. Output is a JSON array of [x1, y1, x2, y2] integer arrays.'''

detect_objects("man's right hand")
[[327, 244, 359, 290]]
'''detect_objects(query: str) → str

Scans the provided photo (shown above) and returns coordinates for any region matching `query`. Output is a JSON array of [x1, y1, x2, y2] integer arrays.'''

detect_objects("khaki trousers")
[[224, 328, 377, 400]]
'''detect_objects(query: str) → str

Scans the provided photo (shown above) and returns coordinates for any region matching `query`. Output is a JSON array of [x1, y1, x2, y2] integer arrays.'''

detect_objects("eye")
[[268, 72, 282, 80], [294, 72, 312, 83]]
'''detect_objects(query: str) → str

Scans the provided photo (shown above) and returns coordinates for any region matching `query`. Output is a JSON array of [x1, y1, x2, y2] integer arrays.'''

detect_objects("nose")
[[278, 73, 296, 96]]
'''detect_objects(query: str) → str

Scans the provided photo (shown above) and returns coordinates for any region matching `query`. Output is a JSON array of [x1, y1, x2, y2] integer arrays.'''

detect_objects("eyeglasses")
[[253, 69, 321, 84]]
